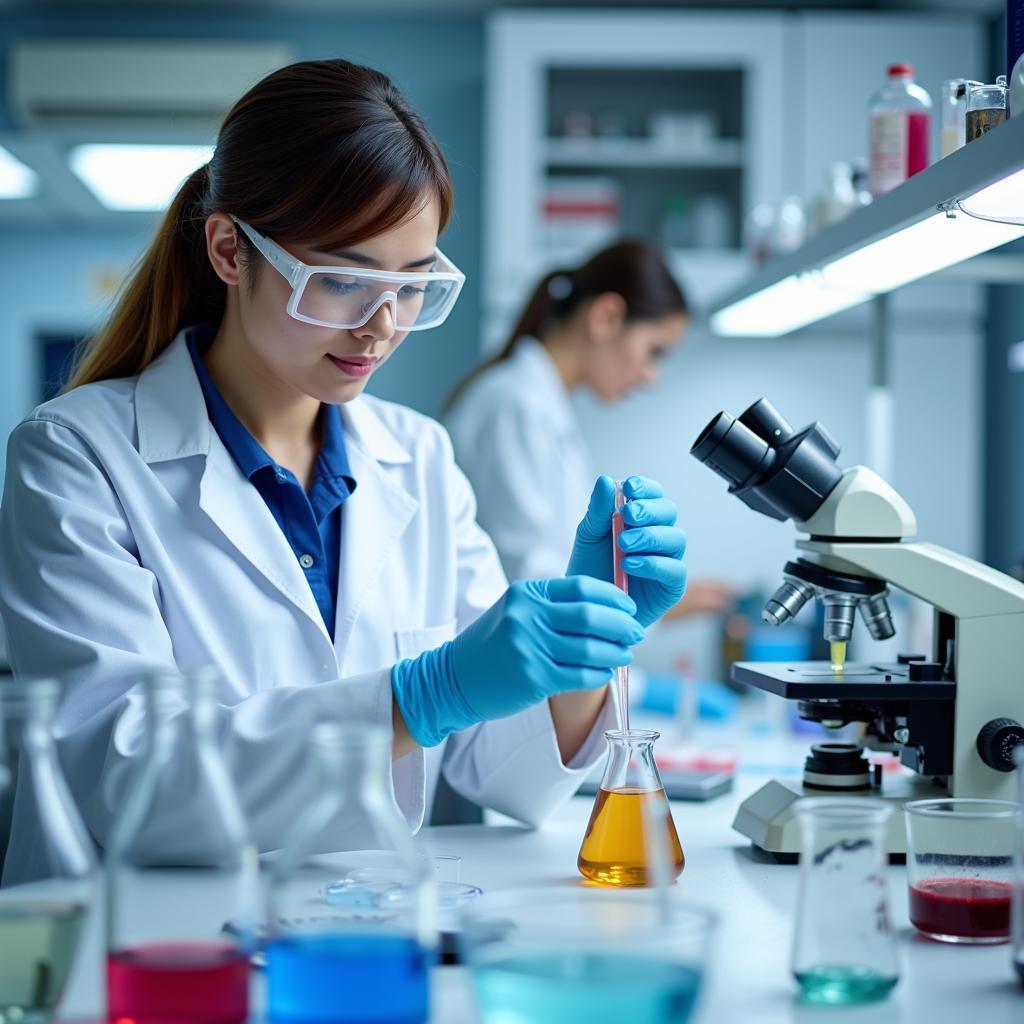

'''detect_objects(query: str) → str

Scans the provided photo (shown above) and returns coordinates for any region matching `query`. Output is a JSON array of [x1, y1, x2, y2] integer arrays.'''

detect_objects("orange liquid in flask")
[[577, 787, 685, 887]]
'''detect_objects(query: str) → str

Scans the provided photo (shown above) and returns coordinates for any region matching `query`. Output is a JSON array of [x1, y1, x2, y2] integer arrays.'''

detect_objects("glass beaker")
[[966, 76, 1008, 141], [105, 668, 257, 1024], [266, 722, 436, 1024], [461, 889, 716, 1024], [905, 798, 1018, 944], [0, 679, 97, 1024], [791, 798, 898, 1005], [577, 730, 684, 887]]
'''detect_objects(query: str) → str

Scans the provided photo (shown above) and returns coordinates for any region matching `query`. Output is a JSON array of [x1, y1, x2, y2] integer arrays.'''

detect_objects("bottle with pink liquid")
[[868, 63, 933, 197], [105, 668, 257, 1024]]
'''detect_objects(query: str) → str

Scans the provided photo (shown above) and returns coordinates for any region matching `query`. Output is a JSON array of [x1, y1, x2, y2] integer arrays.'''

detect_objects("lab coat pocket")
[[394, 620, 458, 660]]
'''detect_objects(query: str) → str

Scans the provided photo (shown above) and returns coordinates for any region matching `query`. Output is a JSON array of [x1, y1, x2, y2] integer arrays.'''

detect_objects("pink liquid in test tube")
[[612, 482, 629, 730]]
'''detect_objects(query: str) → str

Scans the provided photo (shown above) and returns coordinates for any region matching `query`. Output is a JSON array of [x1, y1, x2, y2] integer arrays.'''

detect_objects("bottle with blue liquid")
[[266, 723, 436, 1024]]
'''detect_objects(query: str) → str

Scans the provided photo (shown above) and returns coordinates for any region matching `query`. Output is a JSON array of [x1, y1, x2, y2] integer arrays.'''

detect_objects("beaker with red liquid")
[[904, 799, 1020, 945], [1013, 746, 1024, 984]]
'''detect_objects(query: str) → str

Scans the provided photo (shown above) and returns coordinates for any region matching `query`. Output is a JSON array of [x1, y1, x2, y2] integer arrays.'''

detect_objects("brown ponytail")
[[66, 165, 220, 389], [66, 59, 453, 391], [444, 239, 687, 413]]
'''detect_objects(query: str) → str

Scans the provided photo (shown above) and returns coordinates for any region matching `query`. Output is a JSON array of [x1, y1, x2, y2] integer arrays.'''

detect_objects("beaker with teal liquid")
[[461, 889, 715, 1024], [791, 798, 899, 1005]]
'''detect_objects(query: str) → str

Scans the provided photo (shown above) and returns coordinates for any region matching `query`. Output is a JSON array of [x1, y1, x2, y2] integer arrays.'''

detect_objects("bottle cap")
[[888, 63, 915, 78]]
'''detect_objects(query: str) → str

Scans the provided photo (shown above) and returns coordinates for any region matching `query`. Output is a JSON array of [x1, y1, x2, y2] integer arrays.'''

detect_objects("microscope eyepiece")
[[691, 412, 774, 490], [691, 399, 843, 523]]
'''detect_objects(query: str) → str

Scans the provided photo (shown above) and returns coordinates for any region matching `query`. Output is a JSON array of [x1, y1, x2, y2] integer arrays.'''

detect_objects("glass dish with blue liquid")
[[459, 889, 715, 1024]]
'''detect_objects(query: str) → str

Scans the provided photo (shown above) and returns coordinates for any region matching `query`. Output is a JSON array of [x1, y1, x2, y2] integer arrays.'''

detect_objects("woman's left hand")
[[566, 475, 687, 628]]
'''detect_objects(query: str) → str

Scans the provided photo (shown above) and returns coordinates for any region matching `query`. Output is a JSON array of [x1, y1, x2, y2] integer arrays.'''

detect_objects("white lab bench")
[[52, 760, 1022, 1024]]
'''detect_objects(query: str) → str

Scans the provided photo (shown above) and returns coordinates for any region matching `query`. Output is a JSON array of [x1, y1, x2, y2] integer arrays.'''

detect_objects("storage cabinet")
[[483, 10, 787, 347]]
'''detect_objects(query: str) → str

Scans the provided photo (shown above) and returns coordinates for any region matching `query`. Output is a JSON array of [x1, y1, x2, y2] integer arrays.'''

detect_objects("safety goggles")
[[232, 217, 465, 332]]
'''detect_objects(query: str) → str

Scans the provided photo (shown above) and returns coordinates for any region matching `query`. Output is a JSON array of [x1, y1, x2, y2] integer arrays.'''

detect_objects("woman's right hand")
[[390, 576, 644, 748]]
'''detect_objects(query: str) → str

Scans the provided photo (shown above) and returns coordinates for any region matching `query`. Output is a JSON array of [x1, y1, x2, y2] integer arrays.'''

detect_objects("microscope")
[[692, 399, 1024, 859]]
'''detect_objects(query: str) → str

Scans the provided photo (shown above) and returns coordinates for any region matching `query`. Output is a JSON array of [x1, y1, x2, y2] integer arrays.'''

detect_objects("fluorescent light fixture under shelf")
[[69, 143, 214, 211], [820, 200, 1024, 295], [0, 146, 38, 199], [711, 272, 868, 338]]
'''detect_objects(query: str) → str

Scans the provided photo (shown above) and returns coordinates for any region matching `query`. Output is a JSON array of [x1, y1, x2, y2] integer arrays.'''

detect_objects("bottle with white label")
[[868, 63, 933, 198]]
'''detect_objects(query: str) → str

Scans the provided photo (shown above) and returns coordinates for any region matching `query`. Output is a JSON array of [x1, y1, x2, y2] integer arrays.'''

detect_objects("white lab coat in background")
[[0, 330, 612, 886], [446, 337, 593, 581]]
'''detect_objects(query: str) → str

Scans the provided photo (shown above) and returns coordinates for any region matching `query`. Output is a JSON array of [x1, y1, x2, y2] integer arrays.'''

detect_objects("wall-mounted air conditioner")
[[8, 40, 294, 135]]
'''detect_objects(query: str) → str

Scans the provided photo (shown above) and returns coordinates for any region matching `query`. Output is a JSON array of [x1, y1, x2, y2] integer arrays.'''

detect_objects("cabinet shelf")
[[545, 137, 743, 169]]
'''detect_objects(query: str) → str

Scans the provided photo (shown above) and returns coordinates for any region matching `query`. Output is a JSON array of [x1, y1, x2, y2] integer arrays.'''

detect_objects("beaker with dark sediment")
[[577, 729, 684, 887]]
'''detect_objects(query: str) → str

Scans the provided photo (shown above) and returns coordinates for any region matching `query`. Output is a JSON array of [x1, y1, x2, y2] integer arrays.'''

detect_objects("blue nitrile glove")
[[391, 576, 644, 748], [567, 475, 687, 628]]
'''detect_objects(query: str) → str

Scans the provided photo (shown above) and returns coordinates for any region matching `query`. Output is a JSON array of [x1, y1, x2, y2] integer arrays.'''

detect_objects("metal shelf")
[[710, 115, 1024, 329]]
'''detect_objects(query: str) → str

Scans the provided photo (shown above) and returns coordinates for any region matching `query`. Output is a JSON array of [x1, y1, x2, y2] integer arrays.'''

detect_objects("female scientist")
[[0, 60, 687, 884], [446, 243, 731, 614]]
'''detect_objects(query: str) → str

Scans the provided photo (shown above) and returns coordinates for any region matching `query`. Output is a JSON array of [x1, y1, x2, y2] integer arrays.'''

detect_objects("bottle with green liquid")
[[0, 679, 97, 1023]]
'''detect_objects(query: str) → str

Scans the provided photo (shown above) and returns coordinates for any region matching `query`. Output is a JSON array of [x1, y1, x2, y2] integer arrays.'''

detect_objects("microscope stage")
[[731, 661, 956, 701]]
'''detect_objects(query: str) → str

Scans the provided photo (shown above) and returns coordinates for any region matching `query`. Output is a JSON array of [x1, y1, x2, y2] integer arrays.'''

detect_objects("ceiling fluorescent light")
[[820, 205, 1024, 294], [0, 145, 38, 199], [69, 143, 214, 211], [711, 271, 869, 337]]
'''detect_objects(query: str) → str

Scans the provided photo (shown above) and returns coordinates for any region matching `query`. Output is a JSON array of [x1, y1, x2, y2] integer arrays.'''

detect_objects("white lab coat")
[[446, 337, 593, 581], [0, 329, 612, 886]]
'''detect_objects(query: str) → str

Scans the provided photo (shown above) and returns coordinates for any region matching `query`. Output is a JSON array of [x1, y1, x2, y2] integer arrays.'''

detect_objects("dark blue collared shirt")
[[186, 324, 354, 639]]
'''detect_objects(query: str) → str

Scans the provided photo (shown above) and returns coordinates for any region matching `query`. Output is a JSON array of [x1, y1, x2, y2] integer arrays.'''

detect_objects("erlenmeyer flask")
[[0, 678, 97, 1024], [105, 668, 257, 1024], [266, 722, 436, 1024], [578, 729, 684, 886]]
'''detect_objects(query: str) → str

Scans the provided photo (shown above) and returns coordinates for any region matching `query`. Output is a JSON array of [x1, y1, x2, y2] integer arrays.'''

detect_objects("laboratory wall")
[[0, 8, 485, 482], [0, 6, 994, 666], [985, 246, 1024, 579], [983, 21, 1024, 581]]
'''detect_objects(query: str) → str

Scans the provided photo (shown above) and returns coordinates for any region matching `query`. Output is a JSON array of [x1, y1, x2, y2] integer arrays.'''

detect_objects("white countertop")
[[50, 725, 1024, 1024]]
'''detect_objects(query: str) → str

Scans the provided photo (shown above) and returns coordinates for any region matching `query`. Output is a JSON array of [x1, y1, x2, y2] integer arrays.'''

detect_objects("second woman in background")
[[446, 241, 732, 618]]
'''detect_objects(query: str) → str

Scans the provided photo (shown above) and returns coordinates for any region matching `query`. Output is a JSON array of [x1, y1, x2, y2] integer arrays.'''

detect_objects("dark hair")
[[445, 239, 687, 412], [68, 59, 453, 389]]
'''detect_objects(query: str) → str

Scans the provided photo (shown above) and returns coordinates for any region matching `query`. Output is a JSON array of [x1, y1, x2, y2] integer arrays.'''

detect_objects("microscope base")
[[733, 775, 947, 862]]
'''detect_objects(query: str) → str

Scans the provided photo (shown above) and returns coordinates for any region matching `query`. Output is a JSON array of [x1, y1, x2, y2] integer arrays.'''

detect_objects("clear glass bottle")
[[577, 729, 684, 887], [813, 163, 858, 233], [266, 722, 436, 1024], [966, 77, 1008, 142], [941, 79, 980, 156], [0, 679, 97, 1024], [869, 63, 932, 196], [791, 798, 899, 1005], [105, 668, 256, 1024]]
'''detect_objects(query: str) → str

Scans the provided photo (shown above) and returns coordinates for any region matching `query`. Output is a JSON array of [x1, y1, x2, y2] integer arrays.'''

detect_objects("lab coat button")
[[299, 553, 315, 569]]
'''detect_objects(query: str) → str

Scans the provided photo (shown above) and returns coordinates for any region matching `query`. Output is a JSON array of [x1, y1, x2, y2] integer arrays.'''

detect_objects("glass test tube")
[[612, 481, 629, 731]]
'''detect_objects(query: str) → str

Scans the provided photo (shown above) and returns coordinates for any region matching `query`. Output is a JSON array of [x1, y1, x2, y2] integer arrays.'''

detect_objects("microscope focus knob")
[[976, 718, 1024, 773]]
